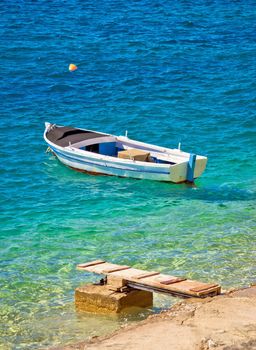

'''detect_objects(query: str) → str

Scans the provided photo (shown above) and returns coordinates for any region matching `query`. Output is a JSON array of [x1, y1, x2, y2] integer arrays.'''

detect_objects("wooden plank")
[[128, 276, 218, 297], [76, 260, 221, 298], [127, 281, 194, 298], [129, 275, 187, 293], [84, 263, 119, 274], [189, 283, 219, 293], [160, 277, 187, 285], [131, 273, 177, 284], [77, 260, 105, 269], [157, 280, 219, 297], [132, 271, 160, 280], [155, 279, 204, 295], [103, 266, 131, 274], [105, 268, 146, 279], [128, 274, 199, 296]]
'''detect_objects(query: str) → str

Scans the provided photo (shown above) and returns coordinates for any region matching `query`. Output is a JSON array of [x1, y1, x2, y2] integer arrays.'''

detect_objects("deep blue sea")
[[1, 1, 256, 349]]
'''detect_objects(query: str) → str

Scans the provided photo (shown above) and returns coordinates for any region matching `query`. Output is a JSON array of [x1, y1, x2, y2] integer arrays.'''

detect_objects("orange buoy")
[[69, 63, 77, 72]]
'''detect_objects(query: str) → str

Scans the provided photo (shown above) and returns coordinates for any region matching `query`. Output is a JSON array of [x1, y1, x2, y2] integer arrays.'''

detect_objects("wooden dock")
[[77, 260, 221, 298]]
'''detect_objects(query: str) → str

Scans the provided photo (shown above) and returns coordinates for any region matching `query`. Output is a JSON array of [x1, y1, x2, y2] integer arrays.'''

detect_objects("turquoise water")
[[1, 0, 256, 349]]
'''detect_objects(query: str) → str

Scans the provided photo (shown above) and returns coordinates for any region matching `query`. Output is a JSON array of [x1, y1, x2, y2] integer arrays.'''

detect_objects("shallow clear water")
[[1, 0, 256, 349]]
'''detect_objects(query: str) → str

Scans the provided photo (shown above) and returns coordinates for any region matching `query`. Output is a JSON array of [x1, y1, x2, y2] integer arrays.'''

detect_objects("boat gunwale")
[[45, 137, 179, 169], [44, 125, 187, 169]]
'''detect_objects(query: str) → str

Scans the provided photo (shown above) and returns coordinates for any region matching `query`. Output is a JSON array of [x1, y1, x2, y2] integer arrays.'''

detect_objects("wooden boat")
[[44, 122, 207, 183]]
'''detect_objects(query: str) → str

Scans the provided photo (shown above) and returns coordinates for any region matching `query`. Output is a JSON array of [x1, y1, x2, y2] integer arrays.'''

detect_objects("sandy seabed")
[[51, 286, 256, 350]]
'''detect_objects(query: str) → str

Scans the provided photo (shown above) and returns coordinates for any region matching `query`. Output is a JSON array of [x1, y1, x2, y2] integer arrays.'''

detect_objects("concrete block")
[[75, 284, 153, 314]]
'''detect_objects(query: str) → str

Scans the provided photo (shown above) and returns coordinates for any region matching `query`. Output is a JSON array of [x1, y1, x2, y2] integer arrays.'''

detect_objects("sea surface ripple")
[[0, 0, 256, 349]]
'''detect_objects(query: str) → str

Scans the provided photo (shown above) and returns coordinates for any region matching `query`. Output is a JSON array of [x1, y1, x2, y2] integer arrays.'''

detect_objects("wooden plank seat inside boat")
[[118, 148, 150, 161], [77, 260, 221, 298]]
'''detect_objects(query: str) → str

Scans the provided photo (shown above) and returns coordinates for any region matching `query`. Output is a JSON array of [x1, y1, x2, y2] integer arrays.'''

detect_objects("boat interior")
[[46, 125, 186, 165]]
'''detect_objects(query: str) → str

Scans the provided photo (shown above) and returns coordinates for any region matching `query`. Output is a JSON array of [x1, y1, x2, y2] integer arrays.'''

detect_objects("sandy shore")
[[52, 286, 256, 350]]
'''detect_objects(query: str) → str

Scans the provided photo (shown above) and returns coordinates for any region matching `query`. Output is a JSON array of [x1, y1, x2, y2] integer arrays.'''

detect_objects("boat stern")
[[193, 156, 207, 179], [169, 155, 207, 183]]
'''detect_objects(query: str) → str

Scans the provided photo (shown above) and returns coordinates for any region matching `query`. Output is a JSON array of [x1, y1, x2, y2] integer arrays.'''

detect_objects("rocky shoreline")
[[50, 286, 256, 350]]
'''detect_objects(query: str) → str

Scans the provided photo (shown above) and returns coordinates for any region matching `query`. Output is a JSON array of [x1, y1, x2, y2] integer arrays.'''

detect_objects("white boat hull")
[[53, 147, 173, 182]]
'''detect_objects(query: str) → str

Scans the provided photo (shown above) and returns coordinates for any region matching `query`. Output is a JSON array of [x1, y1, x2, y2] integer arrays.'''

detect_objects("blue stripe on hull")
[[51, 147, 170, 176]]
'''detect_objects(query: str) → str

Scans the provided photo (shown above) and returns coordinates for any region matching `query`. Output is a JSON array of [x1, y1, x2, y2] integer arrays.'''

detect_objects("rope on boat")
[[46, 146, 57, 157]]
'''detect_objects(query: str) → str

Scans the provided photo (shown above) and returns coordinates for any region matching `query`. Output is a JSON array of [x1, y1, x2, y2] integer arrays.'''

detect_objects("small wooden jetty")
[[77, 260, 221, 298]]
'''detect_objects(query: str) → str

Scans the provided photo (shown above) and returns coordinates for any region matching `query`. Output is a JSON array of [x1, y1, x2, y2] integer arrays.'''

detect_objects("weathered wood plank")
[[109, 268, 147, 278], [160, 277, 187, 285], [76, 260, 221, 298], [77, 260, 105, 269], [133, 271, 160, 280], [189, 283, 219, 293], [103, 266, 131, 274], [84, 263, 120, 274]]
